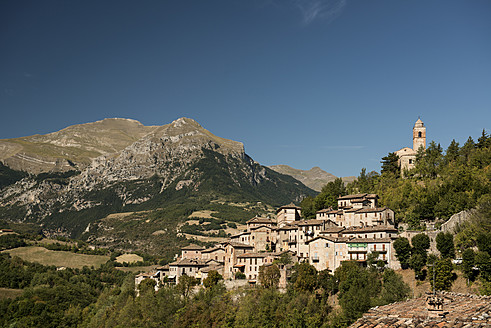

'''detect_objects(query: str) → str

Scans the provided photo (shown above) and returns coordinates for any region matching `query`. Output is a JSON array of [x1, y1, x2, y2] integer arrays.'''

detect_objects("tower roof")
[[414, 118, 424, 128]]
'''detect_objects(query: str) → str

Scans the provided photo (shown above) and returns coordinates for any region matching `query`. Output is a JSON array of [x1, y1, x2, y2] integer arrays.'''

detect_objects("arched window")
[[418, 132, 422, 138]]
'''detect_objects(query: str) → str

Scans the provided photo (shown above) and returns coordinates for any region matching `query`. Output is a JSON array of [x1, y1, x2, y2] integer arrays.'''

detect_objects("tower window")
[[418, 132, 422, 138]]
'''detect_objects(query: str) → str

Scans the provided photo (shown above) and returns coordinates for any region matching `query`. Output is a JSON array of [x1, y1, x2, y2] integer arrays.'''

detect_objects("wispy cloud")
[[292, 0, 347, 24]]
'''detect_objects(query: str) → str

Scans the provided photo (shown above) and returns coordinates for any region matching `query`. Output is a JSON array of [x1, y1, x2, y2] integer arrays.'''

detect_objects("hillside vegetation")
[[302, 130, 491, 228]]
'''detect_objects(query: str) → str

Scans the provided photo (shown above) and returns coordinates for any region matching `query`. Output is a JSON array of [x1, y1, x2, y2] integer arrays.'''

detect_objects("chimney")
[[425, 293, 446, 318]]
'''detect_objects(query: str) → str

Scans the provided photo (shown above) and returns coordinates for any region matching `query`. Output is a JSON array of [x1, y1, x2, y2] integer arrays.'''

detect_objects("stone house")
[[276, 203, 302, 227], [306, 236, 350, 272], [180, 244, 205, 260], [249, 225, 275, 252], [222, 242, 254, 279], [200, 246, 226, 263]]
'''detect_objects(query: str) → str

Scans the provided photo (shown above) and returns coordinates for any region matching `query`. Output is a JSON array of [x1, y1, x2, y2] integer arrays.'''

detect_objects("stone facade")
[[136, 193, 402, 289], [395, 118, 427, 173]]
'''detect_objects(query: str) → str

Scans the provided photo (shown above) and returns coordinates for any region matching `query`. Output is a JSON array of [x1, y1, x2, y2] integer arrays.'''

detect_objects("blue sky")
[[1, 0, 490, 177]]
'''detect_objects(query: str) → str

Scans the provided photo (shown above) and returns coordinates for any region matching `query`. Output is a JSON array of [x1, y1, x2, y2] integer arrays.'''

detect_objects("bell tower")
[[413, 118, 426, 151]]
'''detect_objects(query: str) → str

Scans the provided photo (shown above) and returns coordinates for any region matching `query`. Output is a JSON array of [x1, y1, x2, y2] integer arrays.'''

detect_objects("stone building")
[[395, 118, 427, 173]]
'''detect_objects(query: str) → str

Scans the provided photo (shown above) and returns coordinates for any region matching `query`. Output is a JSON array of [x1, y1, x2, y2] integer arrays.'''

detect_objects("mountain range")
[[0, 118, 328, 255], [268, 165, 356, 192]]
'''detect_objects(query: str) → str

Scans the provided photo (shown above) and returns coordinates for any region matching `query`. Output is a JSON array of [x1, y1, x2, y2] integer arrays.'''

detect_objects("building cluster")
[[136, 193, 401, 289]]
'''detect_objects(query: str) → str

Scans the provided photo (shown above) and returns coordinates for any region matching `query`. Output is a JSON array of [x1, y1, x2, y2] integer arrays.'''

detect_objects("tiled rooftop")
[[350, 292, 491, 327]]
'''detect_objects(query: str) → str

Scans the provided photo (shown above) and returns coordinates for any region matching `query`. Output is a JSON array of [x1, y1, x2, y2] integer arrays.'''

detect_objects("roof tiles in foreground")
[[350, 292, 491, 327]]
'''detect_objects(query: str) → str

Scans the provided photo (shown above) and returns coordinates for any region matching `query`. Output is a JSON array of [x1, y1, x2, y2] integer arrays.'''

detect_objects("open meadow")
[[2, 246, 109, 269]]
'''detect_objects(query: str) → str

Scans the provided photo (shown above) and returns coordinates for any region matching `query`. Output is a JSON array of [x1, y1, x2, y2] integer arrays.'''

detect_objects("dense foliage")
[[301, 178, 346, 219], [0, 253, 127, 327], [343, 131, 491, 227]]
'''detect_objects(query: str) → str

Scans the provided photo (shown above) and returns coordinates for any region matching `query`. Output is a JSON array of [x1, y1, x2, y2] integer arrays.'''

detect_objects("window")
[[418, 131, 422, 138], [409, 159, 413, 164]]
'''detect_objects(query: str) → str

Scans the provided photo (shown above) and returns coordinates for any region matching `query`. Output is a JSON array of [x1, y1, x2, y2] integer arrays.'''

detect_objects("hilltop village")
[[135, 119, 431, 288], [136, 193, 400, 288]]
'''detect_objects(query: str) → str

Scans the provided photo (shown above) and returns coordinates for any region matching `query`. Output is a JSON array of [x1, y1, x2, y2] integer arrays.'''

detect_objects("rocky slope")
[[0, 118, 315, 238], [269, 165, 356, 191], [0, 118, 158, 174]]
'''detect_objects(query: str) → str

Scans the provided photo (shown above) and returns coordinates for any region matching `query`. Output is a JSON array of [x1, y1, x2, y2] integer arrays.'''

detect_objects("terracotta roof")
[[201, 247, 225, 253], [277, 225, 298, 231], [347, 237, 392, 243], [306, 235, 352, 244], [343, 225, 398, 233], [230, 231, 250, 238], [181, 244, 205, 250], [276, 203, 301, 213], [246, 217, 275, 224], [350, 292, 491, 327], [320, 227, 346, 233], [169, 258, 208, 267], [297, 219, 324, 226], [250, 225, 275, 231], [355, 207, 388, 213], [200, 264, 223, 273], [237, 252, 272, 258], [351, 199, 371, 203], [338, 193, 378, 200], [316, 208, 333, 213], [226, 242, 254, 248]]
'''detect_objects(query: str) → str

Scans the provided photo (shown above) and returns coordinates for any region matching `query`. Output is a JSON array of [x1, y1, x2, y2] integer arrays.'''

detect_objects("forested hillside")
[[302, 130, 491, 229]]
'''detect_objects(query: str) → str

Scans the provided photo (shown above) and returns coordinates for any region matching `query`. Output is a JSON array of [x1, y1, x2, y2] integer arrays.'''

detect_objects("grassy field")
[[0, 288, 23, 300], [3, 246, 109, 269], [115, 253, 143, 264]]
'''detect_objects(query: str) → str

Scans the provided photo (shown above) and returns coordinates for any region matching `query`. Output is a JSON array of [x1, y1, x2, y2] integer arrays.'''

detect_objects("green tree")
[[176, 275, 198, 299], [335, 261, 381, 322], [317, 269, 338, 297], [381, 152, 400, 176], [414, 141, 444, 178], [258, 264, 280, 288], [316, 178, 346, 210], [203, 270, 222, 288], [411, 233, 430, 262], [300, 196, 316, 220], [138, 278, 156, 294], [393, 237, 411, 269], [428, 258, 454, 291], [379, 269, 410, 304], [461, 248, 476, 282], [475, 251, 491, 282], [409, 253, 425, 279], [445, 139, 460, 163], [477, 129, 490, 149], [436, 232, 455, 259], [291, 262, 318, 292]]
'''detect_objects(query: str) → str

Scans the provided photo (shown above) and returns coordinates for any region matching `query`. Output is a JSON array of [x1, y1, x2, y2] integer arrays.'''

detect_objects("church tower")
[[413, 118, 426, 151]]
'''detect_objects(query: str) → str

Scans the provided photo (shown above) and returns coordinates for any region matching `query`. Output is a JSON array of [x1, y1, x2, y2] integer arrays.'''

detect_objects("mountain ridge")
[[268, 164, 356, 191], [0, 118, 316, 245]]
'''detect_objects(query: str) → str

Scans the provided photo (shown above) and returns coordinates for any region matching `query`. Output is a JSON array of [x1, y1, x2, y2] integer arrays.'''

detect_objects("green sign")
[[348, 243, 367, 248]]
